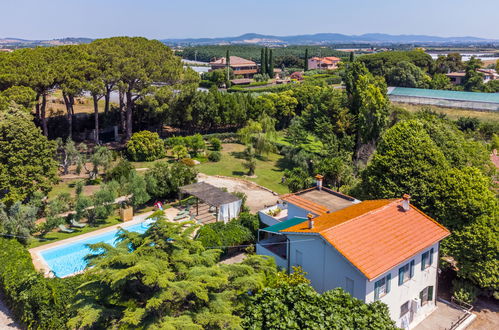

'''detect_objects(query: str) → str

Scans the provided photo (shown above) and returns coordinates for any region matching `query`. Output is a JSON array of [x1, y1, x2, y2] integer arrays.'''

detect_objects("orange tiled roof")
[[281, 193, 329, 215], [282, 199, 450, 280], [210, 56, 256, 67]]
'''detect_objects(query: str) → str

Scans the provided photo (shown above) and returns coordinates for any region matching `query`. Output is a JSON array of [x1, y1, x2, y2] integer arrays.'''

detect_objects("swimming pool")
[[39, 222, 151, 278]]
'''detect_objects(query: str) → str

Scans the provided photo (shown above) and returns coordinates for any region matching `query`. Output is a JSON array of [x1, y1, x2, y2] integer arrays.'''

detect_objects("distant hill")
[[162, 33, 497, 46], [0, 37, 93, 48]]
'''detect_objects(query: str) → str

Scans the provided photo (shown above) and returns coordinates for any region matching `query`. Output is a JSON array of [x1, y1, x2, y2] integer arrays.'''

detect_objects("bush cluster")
[[0, 238, 81, 329], [125, 130, 166, 162], [208, 151, 222, 162]]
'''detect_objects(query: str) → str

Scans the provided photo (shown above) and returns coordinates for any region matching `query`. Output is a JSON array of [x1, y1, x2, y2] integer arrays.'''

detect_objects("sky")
[[2, 0, 499, 40]]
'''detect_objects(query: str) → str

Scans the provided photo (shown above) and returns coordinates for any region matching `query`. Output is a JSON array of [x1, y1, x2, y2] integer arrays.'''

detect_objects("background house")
[[308, 56, 341, 70], [209, 56, 258, 78]]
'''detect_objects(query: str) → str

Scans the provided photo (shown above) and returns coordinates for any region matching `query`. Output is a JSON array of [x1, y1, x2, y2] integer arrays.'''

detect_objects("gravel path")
[[0, 296, 19, 329], [197, 173, 279, 212]]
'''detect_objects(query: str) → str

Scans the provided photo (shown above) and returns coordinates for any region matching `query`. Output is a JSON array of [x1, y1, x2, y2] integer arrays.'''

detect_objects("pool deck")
[[29, 208, 179, 277]]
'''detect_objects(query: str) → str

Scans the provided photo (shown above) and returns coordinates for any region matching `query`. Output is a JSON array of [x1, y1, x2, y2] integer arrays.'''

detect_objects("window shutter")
[[386, 274, 391, 293], [398, 267, 404, 286], [421, 253, 426, 271], [410, 260, 415, 278], [429, 248, 434, 265], [374, 281, 380, 300], [428, 286, 434, 301], [419, 289, 424, 302]]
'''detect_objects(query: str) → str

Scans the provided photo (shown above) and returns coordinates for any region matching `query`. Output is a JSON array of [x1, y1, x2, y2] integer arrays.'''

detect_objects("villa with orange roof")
[[308, 56, 341, 70], [257, 176, 450, 329], [209, 55, 258, 78]]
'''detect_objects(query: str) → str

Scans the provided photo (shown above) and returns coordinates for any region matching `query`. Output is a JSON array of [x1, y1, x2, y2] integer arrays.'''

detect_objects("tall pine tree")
[[304, 48, 309, 71]]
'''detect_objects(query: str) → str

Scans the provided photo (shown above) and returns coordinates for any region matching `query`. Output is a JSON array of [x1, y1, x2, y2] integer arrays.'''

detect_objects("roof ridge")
[[319, 199, 397, 234]]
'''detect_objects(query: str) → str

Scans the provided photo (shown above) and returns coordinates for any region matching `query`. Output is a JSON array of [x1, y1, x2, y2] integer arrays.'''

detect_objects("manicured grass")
[[197, 143, 290, 194], [395, 103, 499, 122], [29, 213, 122, 249]]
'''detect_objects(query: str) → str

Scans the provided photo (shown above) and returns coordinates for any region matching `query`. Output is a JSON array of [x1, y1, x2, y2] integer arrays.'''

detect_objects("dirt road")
[[197, 173, 280, 212]]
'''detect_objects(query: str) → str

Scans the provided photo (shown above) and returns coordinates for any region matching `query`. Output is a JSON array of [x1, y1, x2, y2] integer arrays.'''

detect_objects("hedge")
[[0, 238, 81, 329]]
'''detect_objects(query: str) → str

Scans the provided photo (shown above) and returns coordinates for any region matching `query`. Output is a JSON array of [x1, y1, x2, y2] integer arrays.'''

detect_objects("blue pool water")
[[39, 222, 150, 278]]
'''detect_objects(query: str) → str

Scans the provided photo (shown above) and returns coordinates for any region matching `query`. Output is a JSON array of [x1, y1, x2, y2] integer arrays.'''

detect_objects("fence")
[[389, 94, 499, 111]]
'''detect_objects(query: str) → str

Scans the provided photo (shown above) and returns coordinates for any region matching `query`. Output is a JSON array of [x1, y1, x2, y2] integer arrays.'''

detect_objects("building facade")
[[308, 56, 341, 70], [257, 185, 450, 329], [209, 56, 258, 78]]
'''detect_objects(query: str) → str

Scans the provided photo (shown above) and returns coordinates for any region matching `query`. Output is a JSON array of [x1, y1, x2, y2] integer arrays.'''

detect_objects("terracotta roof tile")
[[282, 199, 450, 280]]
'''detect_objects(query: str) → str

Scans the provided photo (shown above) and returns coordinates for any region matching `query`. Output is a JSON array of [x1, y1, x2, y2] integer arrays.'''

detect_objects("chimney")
[[307, 213, 314, 229], [315, 174, 324, 190], [402, 194, 411, 212]]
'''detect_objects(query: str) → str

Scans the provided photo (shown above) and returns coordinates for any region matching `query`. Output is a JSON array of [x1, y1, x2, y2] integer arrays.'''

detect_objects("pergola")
[[179, 182, 242, 223]]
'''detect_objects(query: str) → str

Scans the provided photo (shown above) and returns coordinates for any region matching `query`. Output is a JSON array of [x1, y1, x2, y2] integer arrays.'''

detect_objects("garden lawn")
[[197, 143, 289, 194], [28, 213, 122, 249]]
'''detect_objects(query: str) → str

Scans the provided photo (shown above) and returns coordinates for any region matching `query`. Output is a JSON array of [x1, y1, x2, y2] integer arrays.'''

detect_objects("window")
[[400, 301, 410, 317], [374, 274, 391, 300], [419, 286, 434, 305], [421, 248, 434, 270], [398, 260, 415, 285], [295, 250, 302, 267], [345, 277, 354, 296]]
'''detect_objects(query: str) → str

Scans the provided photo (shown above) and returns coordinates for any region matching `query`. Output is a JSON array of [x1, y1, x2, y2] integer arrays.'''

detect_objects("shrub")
[[145, 161, 197, 199], [125, 130, 166, 162], [208, 151, 222, 162], [456, 117, 480, 132], [196, 221, 253, 255], [0, 237, 82, 329], [452, 279, 478, 304], [180, 158, 197, 167], [106, 158, 134, 182], [209, 137, 222, 151], [165, 136, 186, 148]]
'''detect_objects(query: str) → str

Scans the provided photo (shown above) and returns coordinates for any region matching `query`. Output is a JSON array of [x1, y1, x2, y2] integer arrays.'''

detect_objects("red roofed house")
[[209, 56, 258, 78], [257, 176, 450, 329], [308, 56, 341, 70]]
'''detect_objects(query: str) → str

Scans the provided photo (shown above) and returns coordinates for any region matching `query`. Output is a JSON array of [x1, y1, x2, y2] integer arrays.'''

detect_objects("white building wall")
[[365, 242, 440, 329], [287, 234, 366, 300], [256, 243, 288, 269], [287, 203, 315, 219]]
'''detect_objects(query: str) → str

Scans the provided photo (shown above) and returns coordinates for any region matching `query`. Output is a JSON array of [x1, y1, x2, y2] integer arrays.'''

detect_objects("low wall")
[[389, 95, 499, 111]]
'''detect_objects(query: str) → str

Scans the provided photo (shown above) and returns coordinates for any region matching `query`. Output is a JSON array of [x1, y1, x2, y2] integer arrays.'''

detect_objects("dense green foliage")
[[145, 161, 197, 199], [180, 45, 346, 64], [358, 114, 498, 293], [0, 108, 58, 205], [196, 212, 259, 255], [0, 237, 81, 329], [69, 213, 277, 329], [125, 130, 166, 161], [243, 269, 396, 329]]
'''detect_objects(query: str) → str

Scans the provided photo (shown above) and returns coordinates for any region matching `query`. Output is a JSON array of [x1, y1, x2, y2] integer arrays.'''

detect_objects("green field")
[[395, 103, 499, 122], [197, 144, 290, 194]]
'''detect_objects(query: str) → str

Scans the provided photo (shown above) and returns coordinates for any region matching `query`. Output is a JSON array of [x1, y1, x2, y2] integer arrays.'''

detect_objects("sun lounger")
[[173, 213, 189, 221], [70, 219, 87, 228], [58, 224, 75, 233]]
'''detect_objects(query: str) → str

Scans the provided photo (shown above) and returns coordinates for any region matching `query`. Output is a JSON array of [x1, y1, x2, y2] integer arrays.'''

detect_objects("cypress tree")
[[262, 48, 268, 74], [268, 49, 274, 78], [260, 48, 265, 74], [349, 51, 355, 62], [304, 48, 309, 71], [226, 50, 230, 81]]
